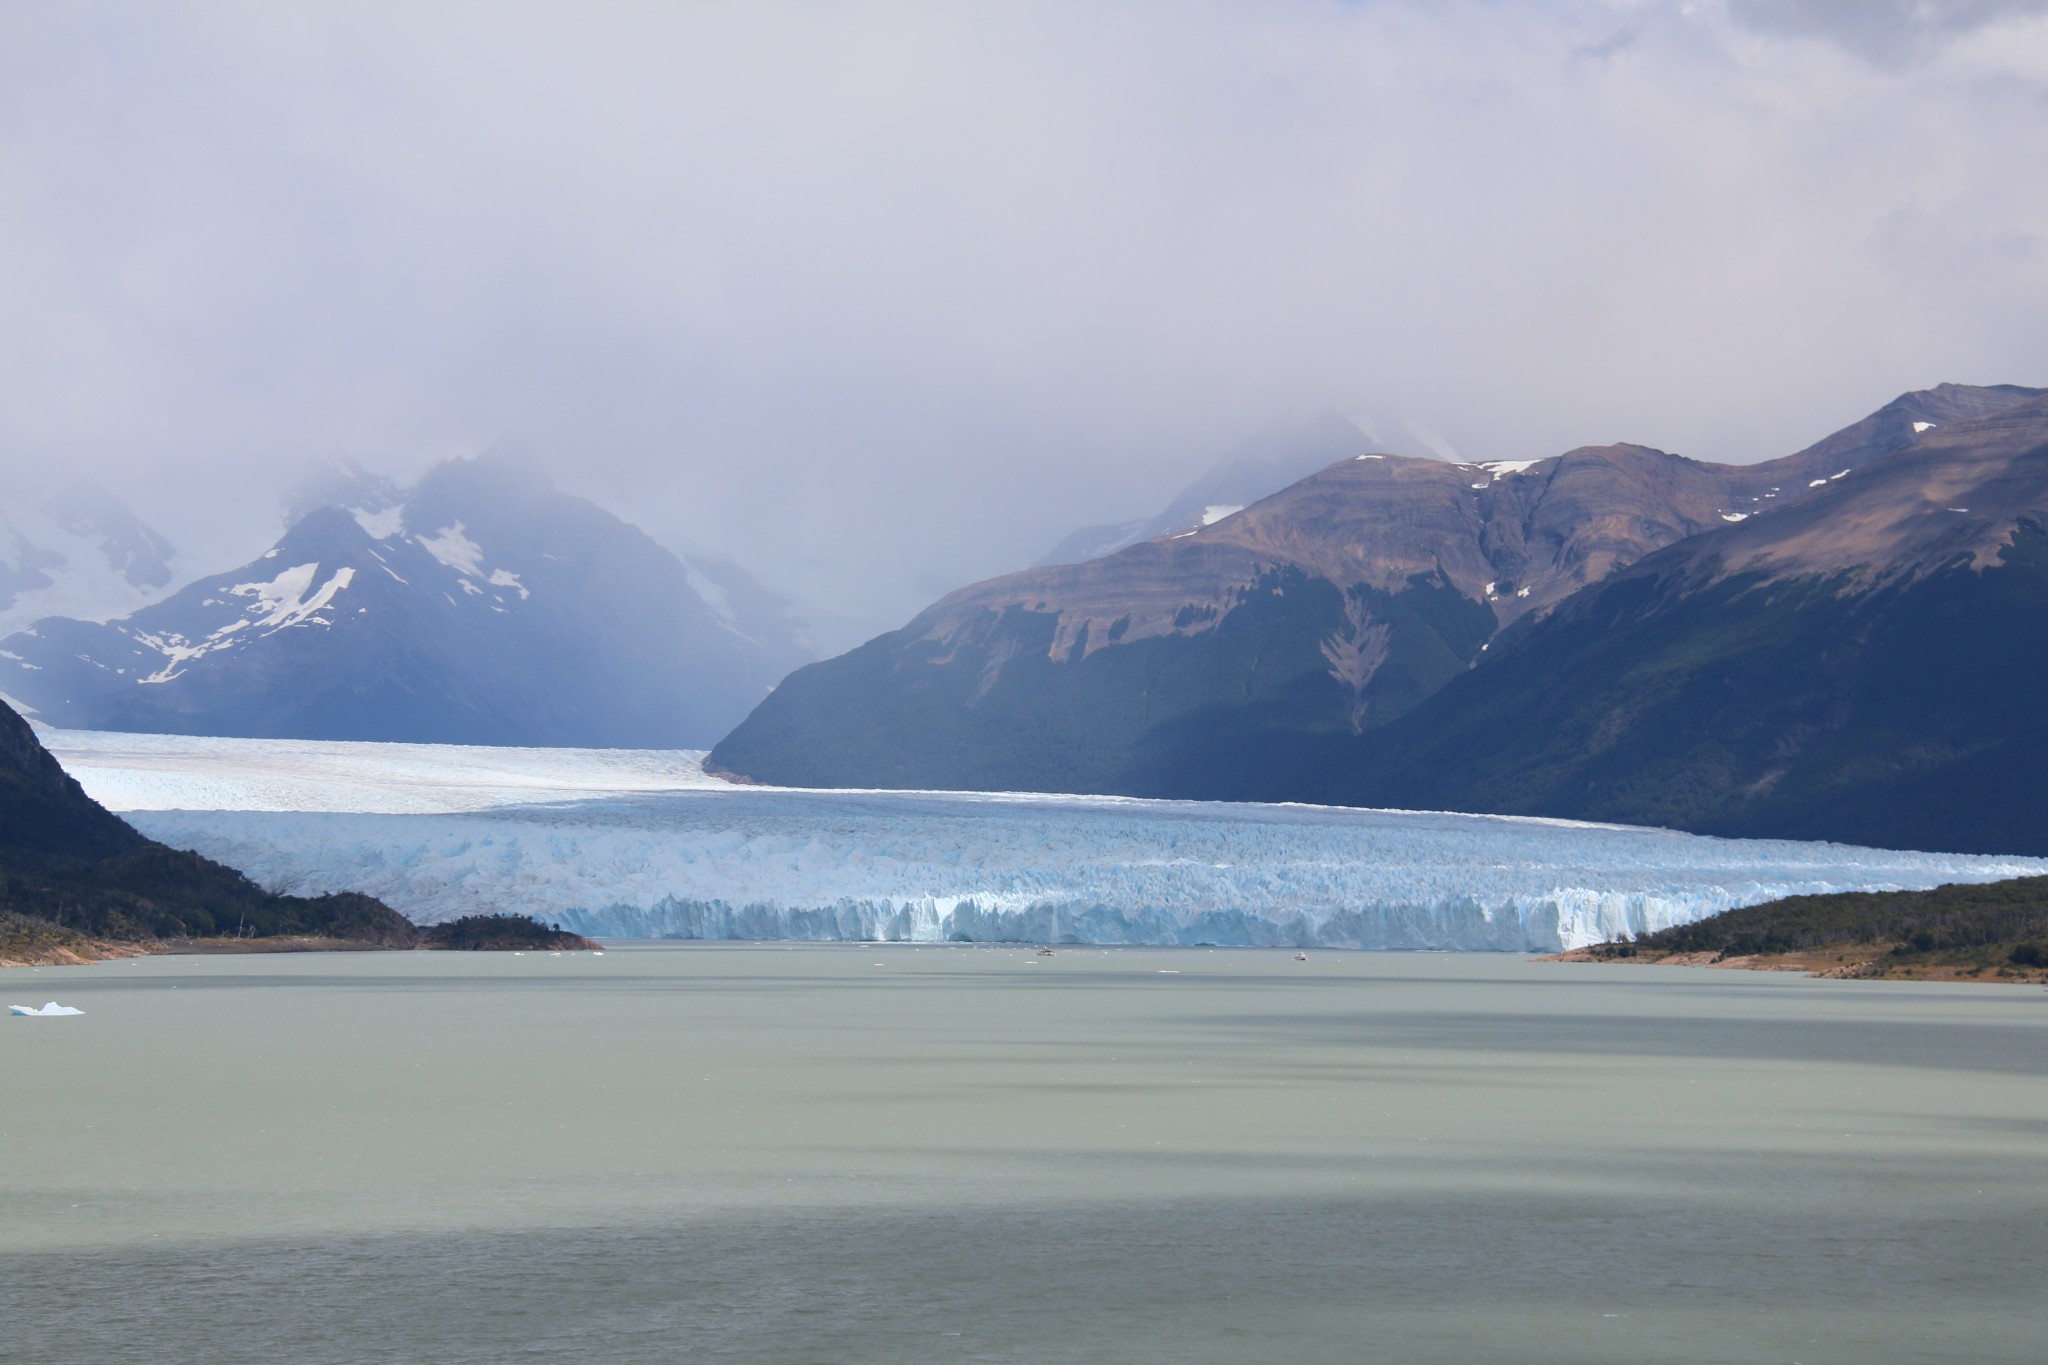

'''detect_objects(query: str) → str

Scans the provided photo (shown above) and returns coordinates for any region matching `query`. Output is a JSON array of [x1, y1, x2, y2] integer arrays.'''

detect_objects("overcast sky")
[[4, 0, 2046, 646]]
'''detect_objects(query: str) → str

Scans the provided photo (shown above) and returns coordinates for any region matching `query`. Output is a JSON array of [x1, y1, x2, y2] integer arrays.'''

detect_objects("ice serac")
[[714, 384, 2044, 798], [1, 452, 812, 747], [68, 734, 2045, 953]]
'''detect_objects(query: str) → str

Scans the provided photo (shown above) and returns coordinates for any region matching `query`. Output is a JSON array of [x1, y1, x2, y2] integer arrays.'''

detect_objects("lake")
[[5, 945, 2045, 1362]]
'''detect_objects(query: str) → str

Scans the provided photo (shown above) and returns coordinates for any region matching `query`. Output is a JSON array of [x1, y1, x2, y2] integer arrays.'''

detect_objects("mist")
[[4, 0, 2046, 647]]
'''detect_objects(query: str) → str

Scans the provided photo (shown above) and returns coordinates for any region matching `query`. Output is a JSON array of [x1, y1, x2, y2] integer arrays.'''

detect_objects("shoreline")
[[1544, 943, 2048, 985], [2, 931, 601, 969]]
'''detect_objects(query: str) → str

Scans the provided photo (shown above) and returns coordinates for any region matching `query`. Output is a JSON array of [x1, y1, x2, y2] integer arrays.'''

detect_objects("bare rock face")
[[712, 384, 2041, 796], [1328, 390, 2048, 855]]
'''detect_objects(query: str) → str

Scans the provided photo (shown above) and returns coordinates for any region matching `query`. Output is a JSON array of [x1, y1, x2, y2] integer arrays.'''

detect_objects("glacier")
[[42, 727, 2048, 951]]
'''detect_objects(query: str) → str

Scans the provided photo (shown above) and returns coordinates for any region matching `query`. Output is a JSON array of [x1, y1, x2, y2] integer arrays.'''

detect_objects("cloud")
[[1728, 0, 2048, 63], [2, 1, 2046, 646]]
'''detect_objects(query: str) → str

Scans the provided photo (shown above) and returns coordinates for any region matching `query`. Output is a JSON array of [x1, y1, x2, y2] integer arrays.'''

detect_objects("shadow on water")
[[1194, 1009, 2048, 1078], [6, 1187, 2045, 1365]]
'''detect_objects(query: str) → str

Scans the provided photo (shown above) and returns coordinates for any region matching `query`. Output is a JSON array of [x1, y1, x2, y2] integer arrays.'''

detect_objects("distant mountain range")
[[0, 481, 180, 638], [1035, 411, 1379, 566], [1, 452, 811, 746], [711, 383, 2048, 855]]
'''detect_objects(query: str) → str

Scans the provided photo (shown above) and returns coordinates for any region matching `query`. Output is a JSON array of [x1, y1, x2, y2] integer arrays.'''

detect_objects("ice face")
[[46, 728, 2047, 953]]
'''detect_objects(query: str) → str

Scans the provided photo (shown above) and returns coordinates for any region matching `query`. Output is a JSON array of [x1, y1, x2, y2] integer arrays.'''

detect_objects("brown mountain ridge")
[[711, 383, 2043, 801]]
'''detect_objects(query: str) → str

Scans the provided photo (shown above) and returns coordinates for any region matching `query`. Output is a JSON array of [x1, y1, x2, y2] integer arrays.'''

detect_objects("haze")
[[4, 0, 2046, 647]]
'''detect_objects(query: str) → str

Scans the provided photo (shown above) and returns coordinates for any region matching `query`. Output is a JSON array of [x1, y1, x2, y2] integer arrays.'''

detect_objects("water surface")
[[4, 945, 2045, 1362]]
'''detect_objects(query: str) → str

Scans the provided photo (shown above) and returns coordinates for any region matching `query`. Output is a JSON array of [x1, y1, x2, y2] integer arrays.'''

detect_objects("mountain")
[[0, 686, 149, 866], [0, 697, 415, 955], [0, 452, 812, 746], [1035, 411, 1379, 566], [1318, 390, 2048, 856], [711, 383, 2042, 795], [0, 481, 180, 639]]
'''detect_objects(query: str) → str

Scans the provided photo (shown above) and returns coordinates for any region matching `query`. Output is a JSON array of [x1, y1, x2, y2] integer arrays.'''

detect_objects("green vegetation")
[[1, 696, 587, 965], [0, 909, 102, 964], [422, 914, 598, 951], [0, 845, 419, 947], [1338, 521, 2048, 856], [1579, 875, 2048, 978]]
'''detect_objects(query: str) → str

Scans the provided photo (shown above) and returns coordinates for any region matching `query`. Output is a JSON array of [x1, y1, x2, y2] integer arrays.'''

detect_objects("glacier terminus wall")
[[42, 729, 2046, 953]]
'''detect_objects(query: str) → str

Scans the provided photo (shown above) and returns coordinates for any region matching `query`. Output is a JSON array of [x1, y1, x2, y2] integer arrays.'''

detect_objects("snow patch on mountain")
[[0, 490, 182, 637], [416, 522, 487, 577], [352, 505, 406, 539], [127, 562, 357, 683], [682, 562, 734, 621]]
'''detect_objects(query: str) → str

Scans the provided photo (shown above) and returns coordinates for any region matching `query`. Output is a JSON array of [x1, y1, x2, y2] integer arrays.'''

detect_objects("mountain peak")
[[1036, 411, 1379, 567], [3, 451, 812, 746]]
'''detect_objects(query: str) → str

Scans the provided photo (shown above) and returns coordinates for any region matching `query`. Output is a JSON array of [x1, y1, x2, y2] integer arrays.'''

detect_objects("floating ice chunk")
[[9, 1001, 83, 1017]]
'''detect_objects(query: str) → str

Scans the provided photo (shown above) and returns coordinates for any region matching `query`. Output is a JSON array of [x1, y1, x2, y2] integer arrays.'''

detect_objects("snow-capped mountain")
[[0, 452, 812, 746], [0, 481, 180, 639]]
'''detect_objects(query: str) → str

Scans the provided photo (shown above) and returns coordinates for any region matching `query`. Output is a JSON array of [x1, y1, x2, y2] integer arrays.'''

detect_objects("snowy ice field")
[[42, 727, 2048, 951]]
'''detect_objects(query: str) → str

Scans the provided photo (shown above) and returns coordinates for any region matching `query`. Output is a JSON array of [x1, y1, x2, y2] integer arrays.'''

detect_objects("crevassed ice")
[[55, 732, 2046, 953]]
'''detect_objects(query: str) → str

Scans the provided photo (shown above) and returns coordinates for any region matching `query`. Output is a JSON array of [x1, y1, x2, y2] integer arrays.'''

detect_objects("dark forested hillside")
[[0, 697, 418, 955], [1329, 396, 2048, 856]]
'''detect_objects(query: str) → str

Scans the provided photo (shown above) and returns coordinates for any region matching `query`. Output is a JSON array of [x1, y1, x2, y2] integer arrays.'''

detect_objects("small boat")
[[1294, 952, 1308, 962], [1037, 947, 1055, 956]]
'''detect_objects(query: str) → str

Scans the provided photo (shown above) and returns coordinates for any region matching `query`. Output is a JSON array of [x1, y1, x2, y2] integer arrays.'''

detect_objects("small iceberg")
[[9, 1001, 84, 1017]]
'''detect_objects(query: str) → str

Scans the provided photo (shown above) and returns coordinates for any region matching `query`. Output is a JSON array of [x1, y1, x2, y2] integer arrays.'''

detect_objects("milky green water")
[[3, 945, 2045, 1364]]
